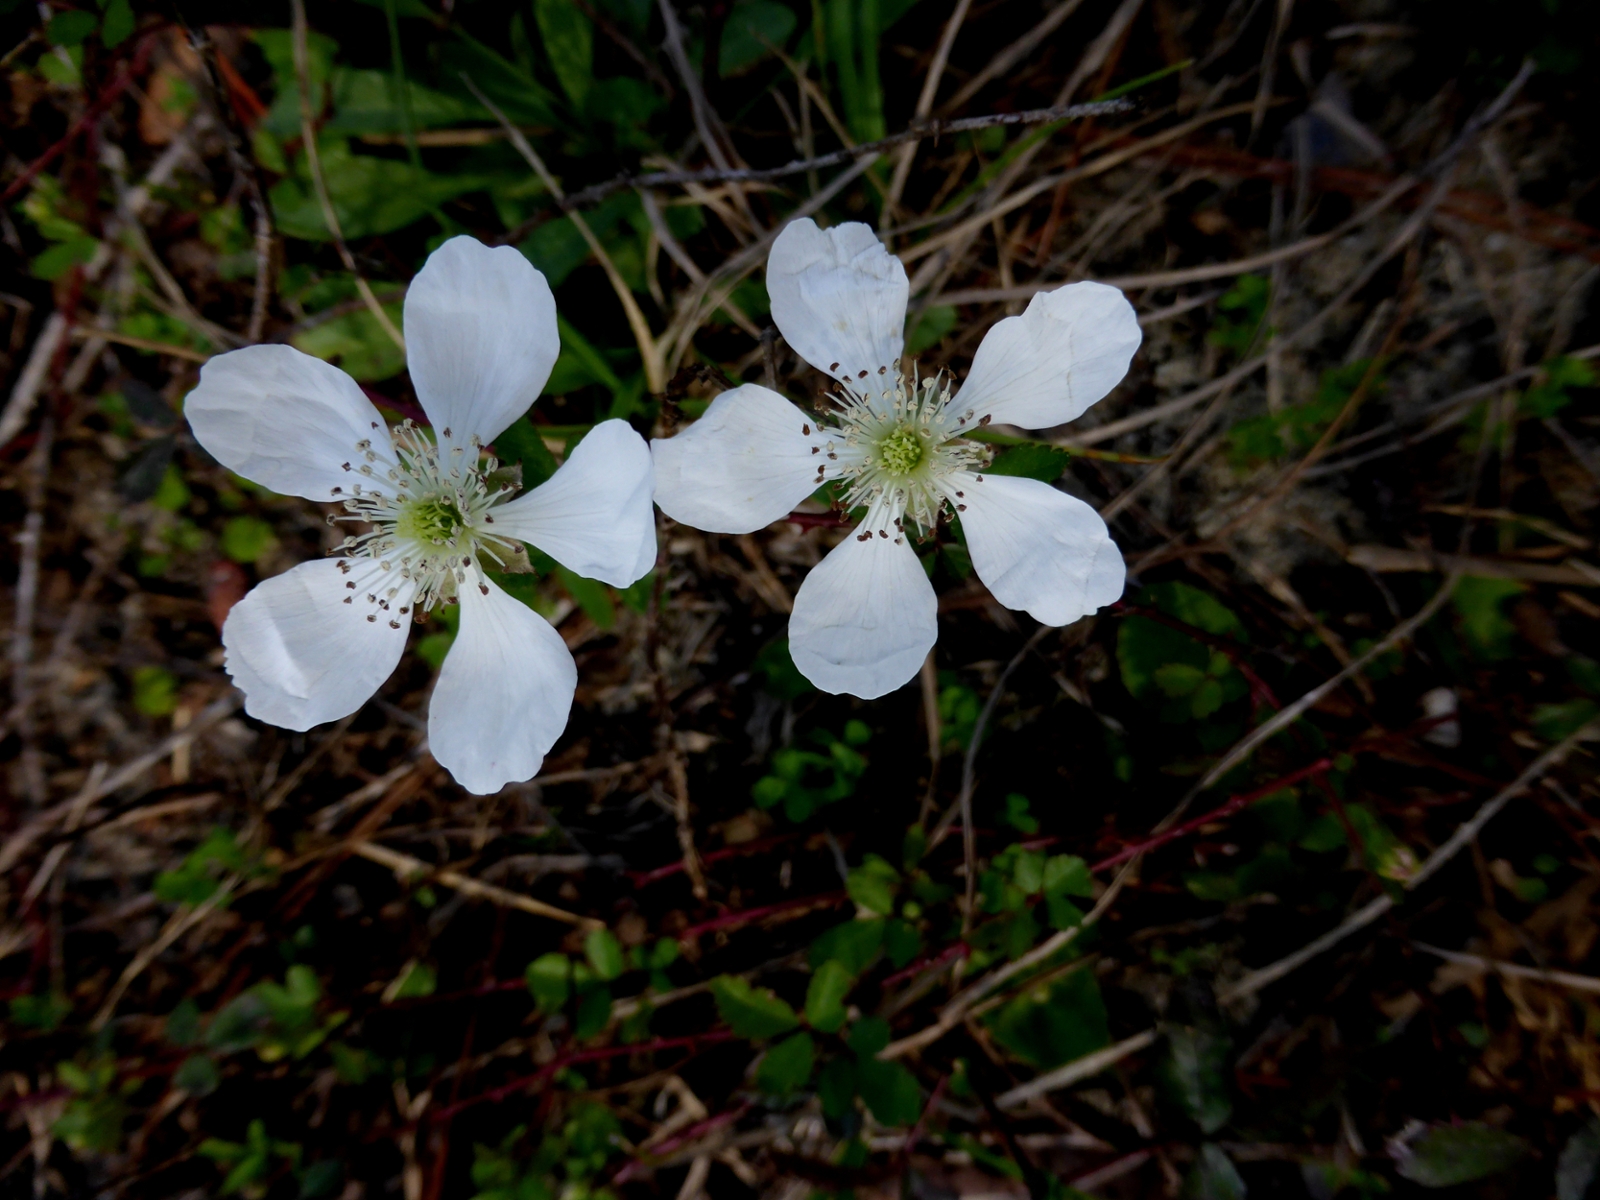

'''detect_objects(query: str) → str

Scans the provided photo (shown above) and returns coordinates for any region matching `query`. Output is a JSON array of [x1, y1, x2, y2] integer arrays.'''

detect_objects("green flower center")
[[877, 425, 924, 475], [395, 495, 466, 546]]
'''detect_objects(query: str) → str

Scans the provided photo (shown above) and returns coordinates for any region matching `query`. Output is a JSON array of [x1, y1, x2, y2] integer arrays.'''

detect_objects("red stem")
[[628, 833, 801, 887], [676, 890, 848, 943], [0, 36, 155, 207], [1090, 757, 1334, 873]]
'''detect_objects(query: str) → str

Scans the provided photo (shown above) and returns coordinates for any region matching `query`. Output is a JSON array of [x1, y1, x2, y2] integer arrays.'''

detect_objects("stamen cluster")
[[331, 420, 518, 617], [808, 364, 991, 539]]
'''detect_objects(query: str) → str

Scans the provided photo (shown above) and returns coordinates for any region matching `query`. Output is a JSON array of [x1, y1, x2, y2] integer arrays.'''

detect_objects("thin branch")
[[883, 0, 975, 229], [351, 841, 602, 929], [561, 100, 1133, 210]]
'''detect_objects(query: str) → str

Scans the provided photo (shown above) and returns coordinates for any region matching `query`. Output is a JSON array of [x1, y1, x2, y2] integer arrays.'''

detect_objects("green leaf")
[[1182, 1144, 1247, 1200], [31, 236, 99, 281], [804, 960, 853, 1033], [755, 1032, 815, 1095], [220, 516, 278, 564], [131, 666, 179, 718], [985, 968, 1109, 1070], [857, 1058, 922, 1126], [809, 918, 885, 973], [9, 992, 70, 1031], [525, 953, 572, 1012], [292, 302, 406, 381], [1452, 575, 1527, 659], [438, 29, 562, 127], [754, 638, 813, 700], [905, 304, 956, 356], [584, 929, 625, 981], [385, 961, 436, 1000], [47, 10, 97, 45], [1148, 581, 1246, 638], [1159, 1026, 1232, 1135], [269, 143, 491, 241], [1043, 855, 1093, 898], [1397, 1122, 1527, 1187], [492, 416, 562, 487], [987, 443, 1072, 482], [720, 0, 798, 75], [1535, 698, 1600, 742], [534, 0, 594, 109], [883, 918, 923, 968], [710, 975, 800, 1039], [173, 1054, 221, 1096], [817, 1056, 857, 1119], [573, 984, 612, 1038], [847, 1015, 892, 1057], [101, 0, 135, 46], [846, 855, 901, 916], [556, 566, 616, 629]]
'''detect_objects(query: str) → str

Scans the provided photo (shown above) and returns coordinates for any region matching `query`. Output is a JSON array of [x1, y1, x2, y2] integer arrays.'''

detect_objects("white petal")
[[428, 578, 577, 795], [789, 504, 936, 699], [957, 282, 1141, 430], [956, 473, 1125, 626], [222, 558, 412, 731], [490, 419, 656, 588], [403, 235, 559, 450], [652, 384, 832, 535], [184, 344, 392, 502], [767, 219, 908, 395]]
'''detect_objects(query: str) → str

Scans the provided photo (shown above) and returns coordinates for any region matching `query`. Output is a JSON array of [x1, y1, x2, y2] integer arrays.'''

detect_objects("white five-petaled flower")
[[184, 236, 657, 794], [651, 219, 1140, 700]]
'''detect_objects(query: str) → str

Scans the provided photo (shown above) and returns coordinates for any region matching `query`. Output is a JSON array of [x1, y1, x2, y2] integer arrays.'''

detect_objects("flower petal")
[[490, 419, 657, 587], [957, 282, 1141, 430], [428, 579, 577, 795], [652, 384, 834, 535], [184, 344, 392, 502], [956, 473, 1124, 625], [789, 504, 936, 699], [222, 558, 413, 731], [768, 219, 908, 395], [403, 235, 559, 450]]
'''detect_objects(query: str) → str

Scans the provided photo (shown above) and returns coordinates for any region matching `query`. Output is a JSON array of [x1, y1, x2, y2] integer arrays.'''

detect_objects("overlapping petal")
[[429, 578, 577, 795], [403, 235, 560, 451], [490, 419, 657, 587], [768, 219, 908, 398], [955, 473, 1124, 626], [222, 558, 413, 731], [789, 502, 937, 698], [958, 282, 1141, 430], [652, 384, 834, 534], [184, 344, 392, 502]]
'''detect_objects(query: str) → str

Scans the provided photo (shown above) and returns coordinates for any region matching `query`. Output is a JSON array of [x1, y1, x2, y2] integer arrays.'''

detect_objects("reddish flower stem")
[[628, 833, 802, 887]]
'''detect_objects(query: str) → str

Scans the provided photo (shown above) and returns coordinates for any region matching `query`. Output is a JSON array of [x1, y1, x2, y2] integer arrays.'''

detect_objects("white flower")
[[184, 236, 657, 794], [651, 219, 1140, 700]]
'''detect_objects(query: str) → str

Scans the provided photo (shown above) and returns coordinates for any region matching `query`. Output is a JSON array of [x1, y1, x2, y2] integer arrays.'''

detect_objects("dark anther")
[[830, 361, 840, 371]]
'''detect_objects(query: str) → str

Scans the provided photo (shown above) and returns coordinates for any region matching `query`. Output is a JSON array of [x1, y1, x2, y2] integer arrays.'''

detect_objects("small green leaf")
[[47, 10, 97, 46], [883, 918, 923, 968], [1397, 1122, 1527, 1187], [556, 566, 616, 630], [1043, 855, 1093, 897], [987, 442, 1072, 482], [101, 0, 135, 46], [525, 953, 572, 1012], [173, 1054, 221, 1096], [573, 984, 611, 1038], [9, 993, 70, 1031], [857, 1058, 922, 1126], [1452, 575, 1527, 660], [584, 929, 625, 981], [809, 918, 885, 973], [817, 1056, 857, 1119], [384, 961, 436, 1001], [710, 975, 800, 1039], [291, 302, 406, 381], [846, 855, 900, 916], [492, 416, 561, 487], [755, 1032, 815, 1095], [804, 960, 853, 1033], [533, 0, 593, 109], [131, 666, 179, 717], [220, 516, 277, 564], [847, 1015, 892, 1058]]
